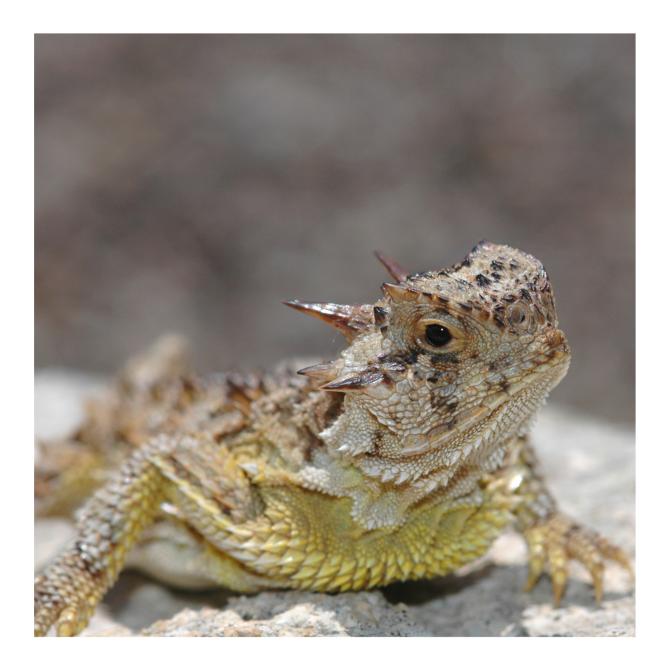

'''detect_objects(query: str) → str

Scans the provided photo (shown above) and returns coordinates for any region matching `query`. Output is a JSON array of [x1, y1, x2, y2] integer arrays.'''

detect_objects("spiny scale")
[[287, 249, 419, 396], [321, 369, 387, 392], [282, 301, 373, 341], [381, 282, 421, 303], [284, 251, 413, 340], [296, 362, 338, 384], [374, 250, 410, 282]]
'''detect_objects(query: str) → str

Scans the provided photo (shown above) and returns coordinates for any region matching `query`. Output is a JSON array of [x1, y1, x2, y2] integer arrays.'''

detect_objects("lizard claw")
[[523, 513, 632, 606]]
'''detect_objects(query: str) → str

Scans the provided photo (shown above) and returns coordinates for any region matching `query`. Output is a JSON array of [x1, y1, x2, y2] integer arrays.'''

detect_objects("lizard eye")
[[415, 316, 466, 354], [424, 323, 452, 348]]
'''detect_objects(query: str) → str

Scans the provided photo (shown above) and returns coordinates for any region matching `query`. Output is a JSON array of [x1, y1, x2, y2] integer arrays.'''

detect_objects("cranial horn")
[[381, 283, 420, 303], [296, 361, 339, 384], [283, 301, 374, 341], [374, 251, 410, 282], [321, 368, 387, 391]]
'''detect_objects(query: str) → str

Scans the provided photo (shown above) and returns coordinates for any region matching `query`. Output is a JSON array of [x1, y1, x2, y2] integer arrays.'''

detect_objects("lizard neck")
[[299, 383, 548, 530]]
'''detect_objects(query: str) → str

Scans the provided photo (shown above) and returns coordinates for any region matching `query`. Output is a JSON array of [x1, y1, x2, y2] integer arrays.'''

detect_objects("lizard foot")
[[34, 550, 103, 636], [522, 513, 633, 605]]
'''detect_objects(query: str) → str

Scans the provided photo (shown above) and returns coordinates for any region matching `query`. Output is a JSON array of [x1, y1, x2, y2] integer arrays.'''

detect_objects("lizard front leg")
[[497, 438, 632, 605], [34, 433, 277, 636], [34, 437, 173, 636]]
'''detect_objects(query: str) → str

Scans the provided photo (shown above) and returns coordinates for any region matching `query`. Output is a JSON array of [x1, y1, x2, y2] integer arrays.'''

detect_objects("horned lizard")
[[34, 241, 632, 636]]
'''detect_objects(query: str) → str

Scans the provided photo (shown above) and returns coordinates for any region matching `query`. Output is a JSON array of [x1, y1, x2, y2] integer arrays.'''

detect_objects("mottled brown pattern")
[[35, 243, 632, 636]]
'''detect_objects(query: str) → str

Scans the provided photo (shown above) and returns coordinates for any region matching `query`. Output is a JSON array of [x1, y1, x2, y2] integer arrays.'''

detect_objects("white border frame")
[[3, 1, 665, 666]]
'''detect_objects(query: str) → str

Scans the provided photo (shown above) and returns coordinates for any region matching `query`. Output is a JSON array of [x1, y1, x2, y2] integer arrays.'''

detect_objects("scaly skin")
[[34, 241, 632, 636]]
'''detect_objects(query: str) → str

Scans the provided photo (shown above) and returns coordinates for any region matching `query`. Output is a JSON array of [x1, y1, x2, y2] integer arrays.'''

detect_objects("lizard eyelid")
[[415, 317, 466, 353]]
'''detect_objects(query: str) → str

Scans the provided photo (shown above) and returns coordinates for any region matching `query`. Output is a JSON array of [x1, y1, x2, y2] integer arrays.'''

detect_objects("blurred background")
[[35, 35, 634, 425]]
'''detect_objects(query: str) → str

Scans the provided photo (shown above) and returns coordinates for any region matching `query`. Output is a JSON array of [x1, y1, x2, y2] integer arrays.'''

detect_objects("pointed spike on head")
[[296, 362, 339, 384], [283, 301, 373, 341], [374, 251, 410, 282], [381, 282, 420, 303], [373, 305, 387, 327], [321, 369, 386, 392]]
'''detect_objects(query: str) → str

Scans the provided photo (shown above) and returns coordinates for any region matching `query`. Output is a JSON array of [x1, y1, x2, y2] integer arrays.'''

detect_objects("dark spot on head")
[[488, 361, 499, 371], [520, 288, 532, 300], [510, 261, 519, 270], [475, 273, 491, 287], [430, 352, 459, 366], [403, 350, 419, 365], [493, 315, 505, 329], [503, 294, 516, 303], [427, 374, 440, 383], [491, 272, 501, 281], [500, 379, 510, 392], [461, 257, 472, 267], [373, 306, 387, 326], [490, 260, 504, 271], [446, 400, 459, 412], [446, 418, 457, 430], [458, 302, 472, 311]]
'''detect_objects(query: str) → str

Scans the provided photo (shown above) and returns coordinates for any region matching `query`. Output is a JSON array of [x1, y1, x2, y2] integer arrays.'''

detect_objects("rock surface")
[[139, 591, 429, 637], [35, 370, 635, 636]]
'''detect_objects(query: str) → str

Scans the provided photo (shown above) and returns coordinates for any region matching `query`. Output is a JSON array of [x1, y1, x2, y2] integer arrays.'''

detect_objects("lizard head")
[[286, 241, 570, 467]]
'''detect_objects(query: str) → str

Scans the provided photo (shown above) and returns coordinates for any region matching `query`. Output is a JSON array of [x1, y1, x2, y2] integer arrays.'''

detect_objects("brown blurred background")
[[35, 35, 634, 425]]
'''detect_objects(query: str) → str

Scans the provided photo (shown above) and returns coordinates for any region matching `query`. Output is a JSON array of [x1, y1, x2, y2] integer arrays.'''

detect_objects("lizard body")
[[34, 241, 631, 636]]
